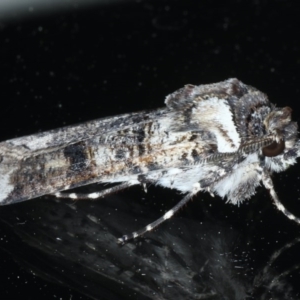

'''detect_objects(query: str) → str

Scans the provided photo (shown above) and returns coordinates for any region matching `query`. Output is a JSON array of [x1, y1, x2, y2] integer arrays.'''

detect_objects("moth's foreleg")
[[118, 192, 195, 244], [53, 182, 135, 200], [262, 173, 300, 224]]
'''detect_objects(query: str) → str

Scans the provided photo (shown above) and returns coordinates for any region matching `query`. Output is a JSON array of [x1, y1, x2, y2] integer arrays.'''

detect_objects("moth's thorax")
[[165, 79, 271, 156]]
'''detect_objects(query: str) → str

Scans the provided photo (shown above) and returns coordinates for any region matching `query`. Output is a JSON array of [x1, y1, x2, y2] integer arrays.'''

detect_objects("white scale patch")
[[146, 225, 153, 231], [194, 97, 241, 152], [8, 134, 56, 151], [88, 192, 100, 199], [0, 156, 18, 203], [69, 193, 78, 199], [163, 210, 174, 220], [155, 165, 220, 193], [213, 153, 260, 204], [0, 167, 15, 203]]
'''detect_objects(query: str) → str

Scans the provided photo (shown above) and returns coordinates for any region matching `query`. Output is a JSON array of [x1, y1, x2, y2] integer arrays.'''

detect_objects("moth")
[[0, 78, 299, 243]]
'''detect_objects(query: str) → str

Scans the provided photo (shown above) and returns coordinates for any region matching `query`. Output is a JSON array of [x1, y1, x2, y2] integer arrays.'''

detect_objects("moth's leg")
[[118, 192, 194, 244], [53, 182, 136, 200], [262, 173, 300, 224]]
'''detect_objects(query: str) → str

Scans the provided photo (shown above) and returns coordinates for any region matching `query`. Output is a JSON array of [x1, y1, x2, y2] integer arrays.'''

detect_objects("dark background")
[[0, 0, 300, 299]]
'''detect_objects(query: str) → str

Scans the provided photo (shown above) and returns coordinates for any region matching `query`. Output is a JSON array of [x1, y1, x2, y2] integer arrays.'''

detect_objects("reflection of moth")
[[1, 198, 298, 299], [0, 78, 299, 242]]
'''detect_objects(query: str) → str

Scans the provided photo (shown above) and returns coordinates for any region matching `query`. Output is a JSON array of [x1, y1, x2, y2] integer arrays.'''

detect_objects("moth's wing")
[[0, 79, 262, 206], [2, 110, 160, 154], [0, 109, 172, 205]]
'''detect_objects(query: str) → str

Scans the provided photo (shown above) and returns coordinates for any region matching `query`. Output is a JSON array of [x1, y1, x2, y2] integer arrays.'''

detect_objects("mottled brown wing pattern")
[[0, 108, 219, 205]]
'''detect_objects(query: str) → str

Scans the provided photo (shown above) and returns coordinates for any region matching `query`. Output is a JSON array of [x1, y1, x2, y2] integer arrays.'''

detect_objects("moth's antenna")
[[262, 173, 300, 224], [118, 192, 194, 244]]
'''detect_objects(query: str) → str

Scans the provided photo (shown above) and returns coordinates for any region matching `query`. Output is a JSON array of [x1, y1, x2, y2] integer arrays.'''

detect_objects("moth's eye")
[[262, 140, 285, 157]]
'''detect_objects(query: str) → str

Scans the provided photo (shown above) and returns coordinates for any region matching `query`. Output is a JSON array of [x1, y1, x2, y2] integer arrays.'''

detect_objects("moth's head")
[[262, 106, 294, 156], [263, 106, 300, 171]]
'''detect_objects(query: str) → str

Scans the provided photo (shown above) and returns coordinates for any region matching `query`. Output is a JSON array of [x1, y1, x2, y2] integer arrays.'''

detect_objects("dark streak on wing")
[[0, 109, 169, 205], [63, 142, 88, 172], [136, 127, 146, 156]]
